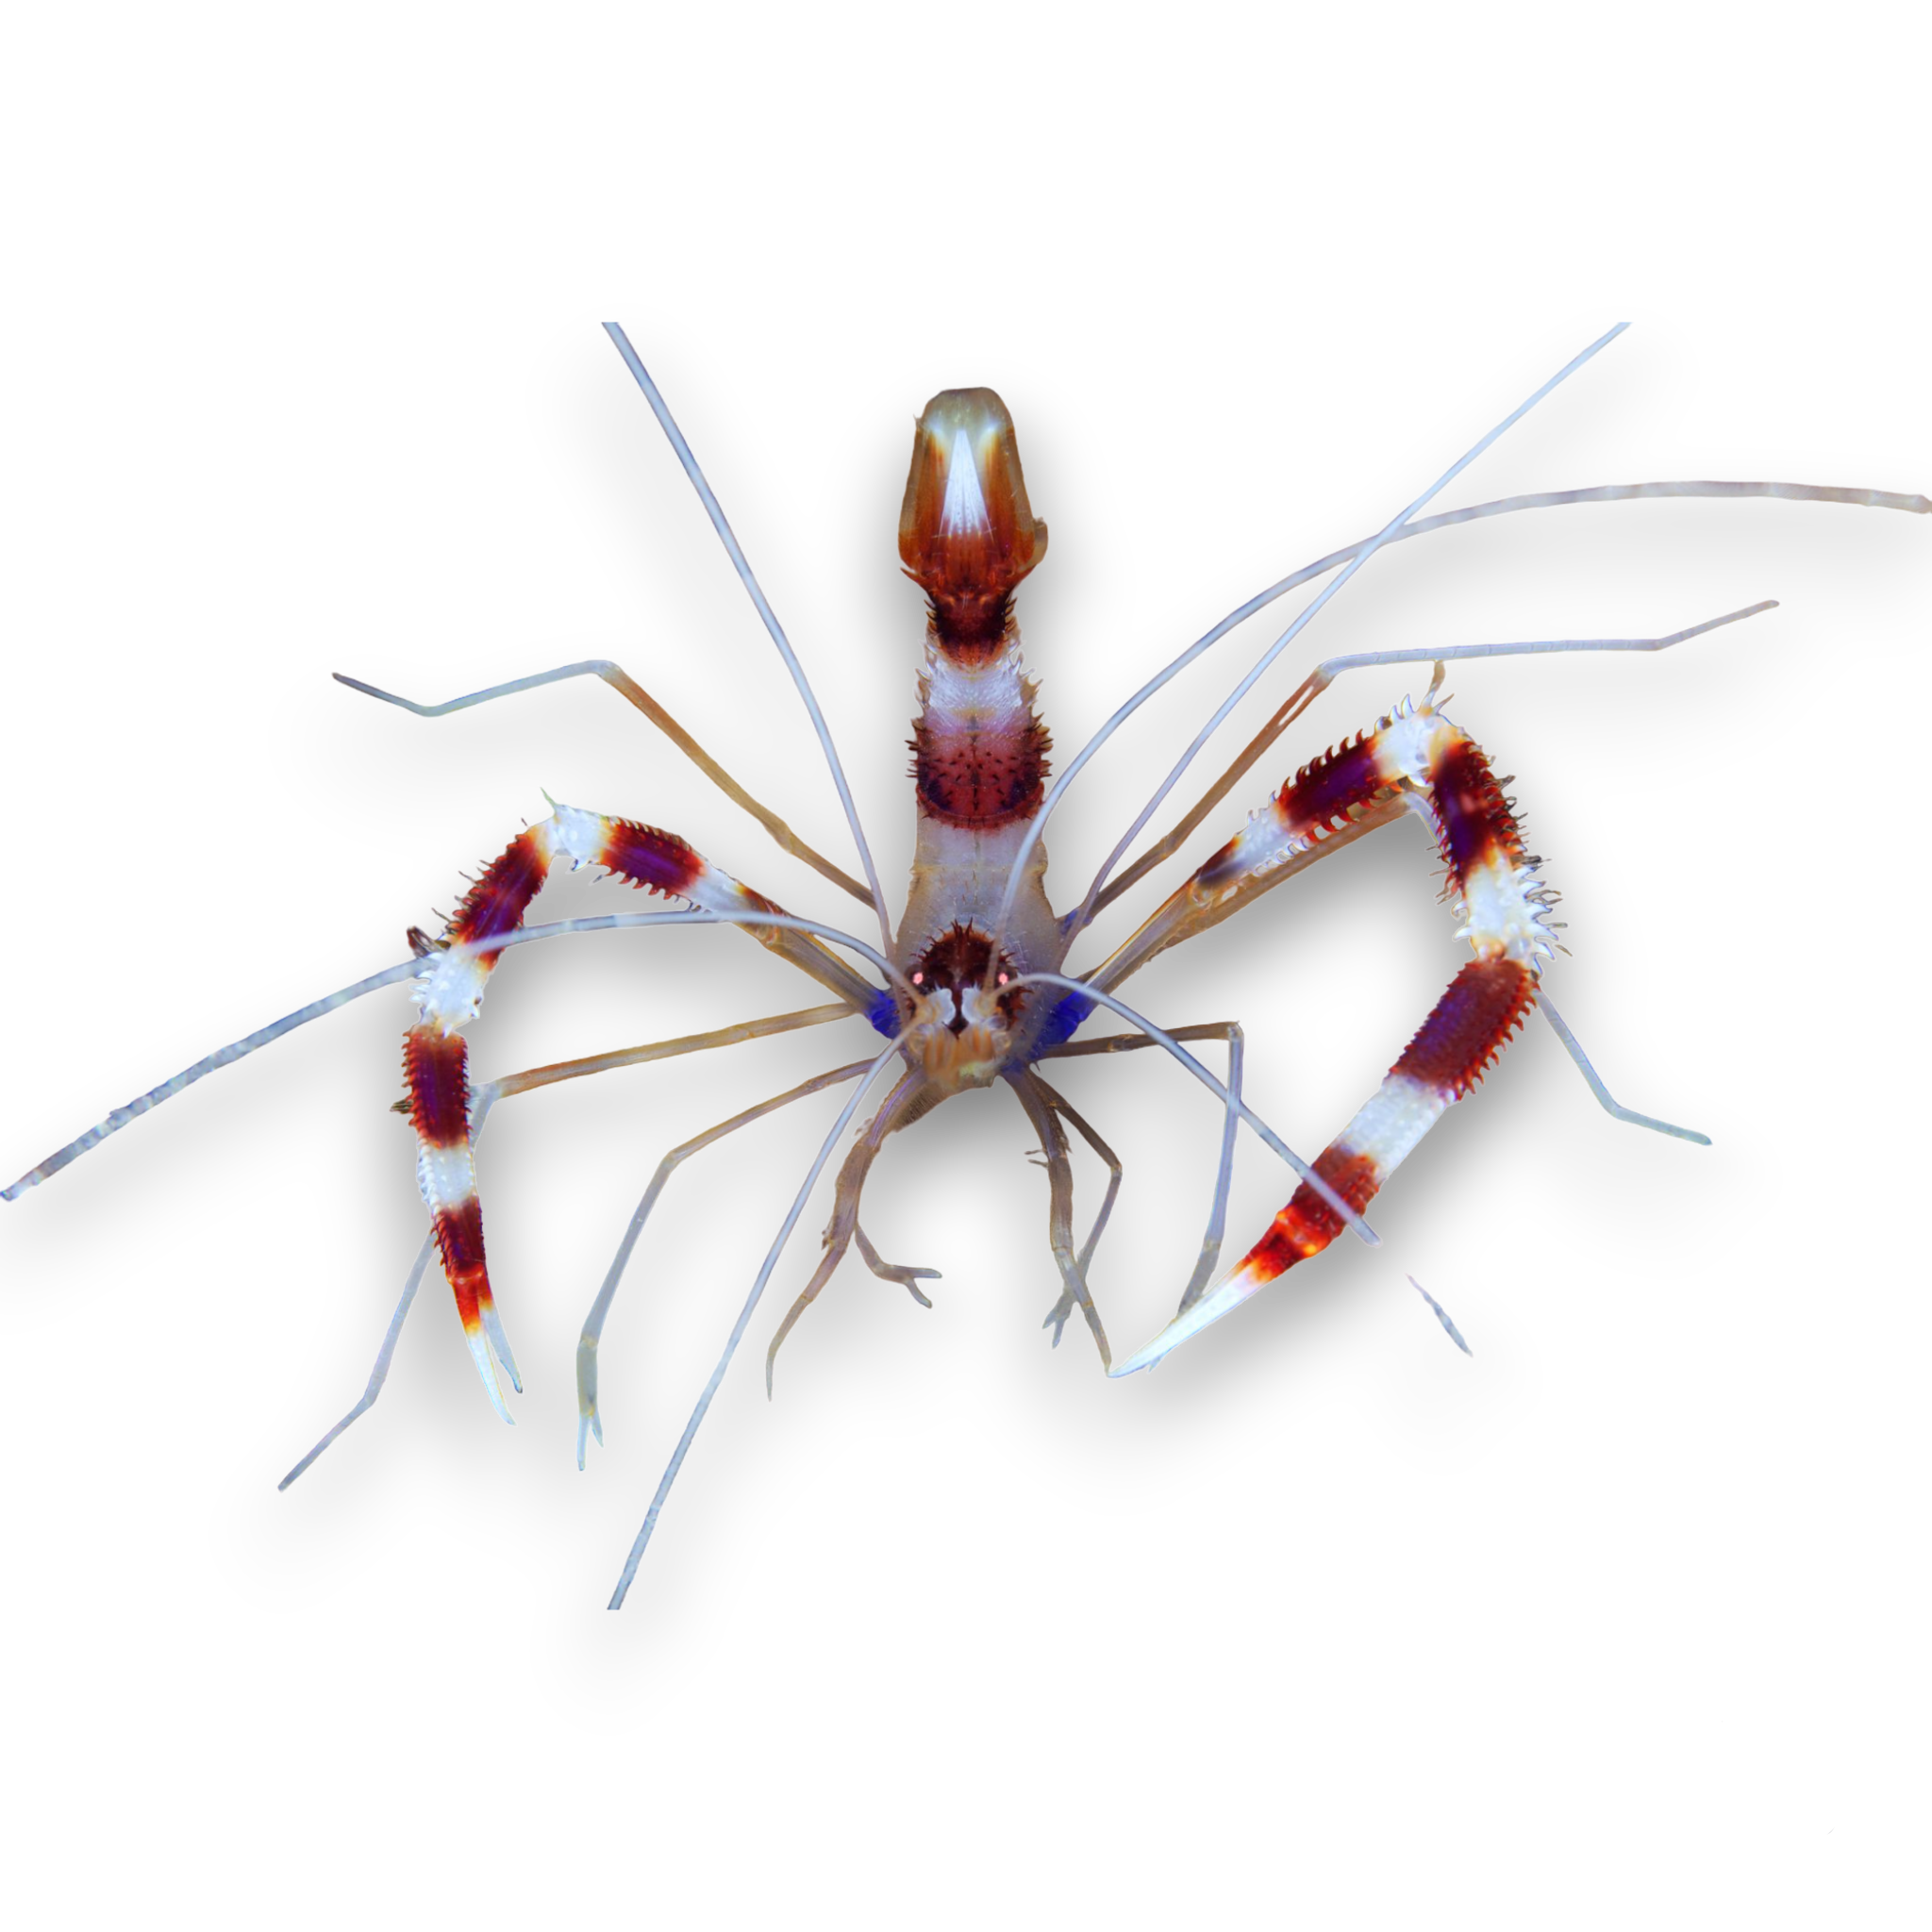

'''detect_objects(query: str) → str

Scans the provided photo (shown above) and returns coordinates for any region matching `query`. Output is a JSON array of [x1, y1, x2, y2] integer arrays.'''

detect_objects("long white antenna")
[[982, 325, 1632, 970], [1, 907, 903, 1199], [608, 1036, 911, 1609], [603, 324, 894, 953]]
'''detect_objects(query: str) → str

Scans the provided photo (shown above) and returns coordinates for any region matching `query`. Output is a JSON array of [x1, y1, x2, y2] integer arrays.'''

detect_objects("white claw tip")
[[465, 1330, 516, 1423]]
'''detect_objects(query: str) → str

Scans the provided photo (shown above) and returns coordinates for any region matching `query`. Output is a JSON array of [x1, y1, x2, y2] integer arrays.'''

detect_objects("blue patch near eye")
[[868, 988, 902, 1038], [1032, 988, 1094, 1054]]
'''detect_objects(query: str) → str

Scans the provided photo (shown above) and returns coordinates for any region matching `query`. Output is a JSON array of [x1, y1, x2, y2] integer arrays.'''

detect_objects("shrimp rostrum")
[[7, 323, 1924, 1607]]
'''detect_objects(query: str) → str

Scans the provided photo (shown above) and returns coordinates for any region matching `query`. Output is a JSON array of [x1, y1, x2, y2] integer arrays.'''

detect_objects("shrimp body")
[[8, 325, 1924, 1607], [893, 388, 1070, 1094]]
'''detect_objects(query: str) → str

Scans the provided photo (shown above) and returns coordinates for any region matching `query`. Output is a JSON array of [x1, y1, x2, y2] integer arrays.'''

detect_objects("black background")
[[11, 325, 1916, 1623]]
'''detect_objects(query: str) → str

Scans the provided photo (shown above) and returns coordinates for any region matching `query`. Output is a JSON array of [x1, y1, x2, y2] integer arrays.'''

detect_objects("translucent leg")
[[1041, 1088, 1123, 1278], [853, 1224, 940, 1307], [1010, 1071, 1111, 1369], [993, 325, 1632, 966], [1085, 801, 1407, 995], [335, 658, 873, 908], [1174, 799, 1406, 950], [1535, 992, 1710, 1144], [1043, 1022, 1248, 1061], [280, 1083, 511, 1482], [763, 1073, 925, 1392], [277, 1003, 855, 1487], [1035, 1020, 1243, 1352], [1091, 600, 1774, 917], [608, 1033, 911, 1609], [2, 899, 887, 1201], [1174, 1024, 1243, 1315], [489, 1004, 850, 1104], [1017, 974, 1377, 1251], [762, 1199, 868, 1389], [576, 1057, 874, 1467]]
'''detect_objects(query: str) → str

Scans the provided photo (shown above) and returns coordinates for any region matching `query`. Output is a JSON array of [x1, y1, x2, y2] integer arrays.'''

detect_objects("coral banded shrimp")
[[8, 320, 1916, 1615]]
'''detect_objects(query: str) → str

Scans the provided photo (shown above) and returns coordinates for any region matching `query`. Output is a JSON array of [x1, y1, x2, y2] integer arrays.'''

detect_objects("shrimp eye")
[[910, 972, 924, 985]]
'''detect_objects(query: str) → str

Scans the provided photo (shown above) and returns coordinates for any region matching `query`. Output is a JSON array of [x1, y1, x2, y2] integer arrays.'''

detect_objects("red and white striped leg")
[[1111, 957, 1538, 1372], [278, 1003, 853, 1488], [1108, 698, 1556, 1374], [404, 1025, 516, 1416], [404, 801, 875, 1417]]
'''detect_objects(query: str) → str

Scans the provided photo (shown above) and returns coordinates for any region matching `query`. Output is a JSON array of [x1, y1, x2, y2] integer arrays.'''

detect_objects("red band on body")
[[910, 713, 1051, 827]]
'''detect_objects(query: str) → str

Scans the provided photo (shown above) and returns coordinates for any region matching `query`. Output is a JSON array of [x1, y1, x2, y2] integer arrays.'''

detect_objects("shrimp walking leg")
[[852, 1225, 941, 1303], [763, 1072, 928, 1392], [1045, 1089, 1122, 1281], [609, 1034, 911, 1610], [336, 659, 872, 906], [1011, 1071, 1112, 1368], [576, 1058, 875, 1465]]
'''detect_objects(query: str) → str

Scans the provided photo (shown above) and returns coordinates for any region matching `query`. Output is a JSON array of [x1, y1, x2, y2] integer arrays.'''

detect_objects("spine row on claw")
[[1238, 957, 1540, 1291], [404, 808, 707, 1416], [1114, 700, 1555, 1374], [404, 1023, 515, 1417]]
